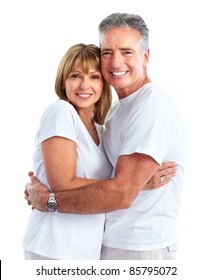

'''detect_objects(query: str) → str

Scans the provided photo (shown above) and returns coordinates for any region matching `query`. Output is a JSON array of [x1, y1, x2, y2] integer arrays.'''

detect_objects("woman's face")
[[65, 64, 103, 110]]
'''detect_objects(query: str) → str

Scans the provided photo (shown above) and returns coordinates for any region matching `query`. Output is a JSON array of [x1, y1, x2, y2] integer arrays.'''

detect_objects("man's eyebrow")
[[101, 48, 111, 52], [101, 47, 134, 52]]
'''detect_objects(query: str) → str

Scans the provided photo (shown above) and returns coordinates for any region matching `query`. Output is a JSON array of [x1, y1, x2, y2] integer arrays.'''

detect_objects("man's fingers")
[[30, 175, 40, 185], [24, 187, 32, 206], [24, 189, 28, 195], [25, 182, 32, 191], [28, 171, 34, 177]]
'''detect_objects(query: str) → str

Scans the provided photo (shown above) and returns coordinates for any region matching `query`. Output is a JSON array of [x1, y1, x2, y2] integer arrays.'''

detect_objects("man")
[[26, 12, 186, 260]]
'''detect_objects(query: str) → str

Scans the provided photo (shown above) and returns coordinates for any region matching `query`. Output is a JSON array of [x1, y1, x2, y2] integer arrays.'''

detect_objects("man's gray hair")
[[98, 12, 149, 51]]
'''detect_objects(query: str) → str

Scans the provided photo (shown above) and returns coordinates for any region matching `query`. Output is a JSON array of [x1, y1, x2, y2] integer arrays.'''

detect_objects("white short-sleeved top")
[[22, 100, 112, 259], [103, 82, 186, 250]]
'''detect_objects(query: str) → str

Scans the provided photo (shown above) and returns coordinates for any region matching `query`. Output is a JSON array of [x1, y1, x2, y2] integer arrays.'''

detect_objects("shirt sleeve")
[[38, 100, 78, 144], [120, 102, 177, 164]]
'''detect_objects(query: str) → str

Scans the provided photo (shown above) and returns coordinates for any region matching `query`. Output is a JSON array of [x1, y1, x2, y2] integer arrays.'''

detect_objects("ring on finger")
[[160, 175, 164, 183]]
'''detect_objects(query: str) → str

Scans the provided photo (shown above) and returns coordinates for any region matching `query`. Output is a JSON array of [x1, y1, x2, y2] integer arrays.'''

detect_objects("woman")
[[23, 43, 175, 260]]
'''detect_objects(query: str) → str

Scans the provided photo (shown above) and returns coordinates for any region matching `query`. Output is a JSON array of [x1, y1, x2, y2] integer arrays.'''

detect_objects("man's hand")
[[24, 172, 50, 212]]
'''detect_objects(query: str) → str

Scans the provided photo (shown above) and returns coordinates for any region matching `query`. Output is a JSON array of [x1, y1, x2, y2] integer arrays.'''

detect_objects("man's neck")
[[117, 76, 152, 99]]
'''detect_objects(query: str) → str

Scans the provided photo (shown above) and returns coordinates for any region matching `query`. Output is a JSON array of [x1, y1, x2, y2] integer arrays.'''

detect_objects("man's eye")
[[124, 51, 132, 55], [101, 52, 111, 56]]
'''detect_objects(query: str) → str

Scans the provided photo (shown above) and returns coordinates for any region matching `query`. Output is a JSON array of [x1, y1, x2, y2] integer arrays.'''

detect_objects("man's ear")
[[143, 48, 150, 67]]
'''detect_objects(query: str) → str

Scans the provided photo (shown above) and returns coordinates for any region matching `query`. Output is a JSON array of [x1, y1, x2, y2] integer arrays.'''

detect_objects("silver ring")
[[160, 176, 164, 183]]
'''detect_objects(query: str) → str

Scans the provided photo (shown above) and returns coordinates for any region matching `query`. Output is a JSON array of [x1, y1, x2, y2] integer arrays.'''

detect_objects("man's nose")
[[110, 52, 123, 68]]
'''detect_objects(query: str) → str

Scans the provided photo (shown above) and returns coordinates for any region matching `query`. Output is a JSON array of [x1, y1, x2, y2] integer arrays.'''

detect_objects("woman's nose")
[[79, 77, 90, 89]]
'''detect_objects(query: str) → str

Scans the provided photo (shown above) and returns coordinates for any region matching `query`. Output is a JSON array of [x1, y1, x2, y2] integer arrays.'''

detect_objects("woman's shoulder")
[[47, 99, 75, 110], [43, 99, 77, 116], [40, 100, 78, 125]]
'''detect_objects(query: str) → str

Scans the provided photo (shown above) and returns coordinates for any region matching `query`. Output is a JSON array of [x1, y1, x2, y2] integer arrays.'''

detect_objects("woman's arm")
[[41, 136, 99, 192], [143, 161, 177, 190]]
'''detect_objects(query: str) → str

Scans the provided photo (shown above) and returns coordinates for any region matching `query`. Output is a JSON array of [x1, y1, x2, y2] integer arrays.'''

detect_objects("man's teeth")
[[112, 72, 126, 76]]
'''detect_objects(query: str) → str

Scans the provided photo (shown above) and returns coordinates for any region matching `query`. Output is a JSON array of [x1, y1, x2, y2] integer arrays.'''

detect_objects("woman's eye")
[[92, 75, 100, 79], [71, 74, 79, 78]]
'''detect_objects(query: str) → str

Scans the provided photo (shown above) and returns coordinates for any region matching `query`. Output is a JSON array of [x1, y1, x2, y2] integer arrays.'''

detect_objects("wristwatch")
[[46, 193, 59, 213]]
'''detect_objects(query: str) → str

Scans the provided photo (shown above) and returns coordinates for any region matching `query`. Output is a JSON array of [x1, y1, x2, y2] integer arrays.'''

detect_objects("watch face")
[[46, 201, 58, 213]]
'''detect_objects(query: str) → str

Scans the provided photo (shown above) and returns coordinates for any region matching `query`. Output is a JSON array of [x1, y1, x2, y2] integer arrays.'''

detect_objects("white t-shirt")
[[22, 100, 112, 259], [103, 82, 186, 250]]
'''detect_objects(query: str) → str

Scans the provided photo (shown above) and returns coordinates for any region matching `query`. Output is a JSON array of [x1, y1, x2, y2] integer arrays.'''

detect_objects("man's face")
[[100, 27, 149, 98]]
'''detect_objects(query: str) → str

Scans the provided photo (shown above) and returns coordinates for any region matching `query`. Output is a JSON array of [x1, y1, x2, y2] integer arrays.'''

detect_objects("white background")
[[0, 0, 212, 277]]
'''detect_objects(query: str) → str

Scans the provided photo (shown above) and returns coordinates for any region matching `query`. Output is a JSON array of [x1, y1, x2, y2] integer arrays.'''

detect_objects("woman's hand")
[[143, 161, 177, 190]]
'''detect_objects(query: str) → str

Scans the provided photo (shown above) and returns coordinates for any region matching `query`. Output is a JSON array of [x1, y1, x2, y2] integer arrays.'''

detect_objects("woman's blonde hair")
[[55, 43, 112, 125]]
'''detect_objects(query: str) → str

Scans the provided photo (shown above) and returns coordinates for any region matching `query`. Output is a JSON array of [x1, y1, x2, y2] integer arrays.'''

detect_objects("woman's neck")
[[77, 107, 94, 123]]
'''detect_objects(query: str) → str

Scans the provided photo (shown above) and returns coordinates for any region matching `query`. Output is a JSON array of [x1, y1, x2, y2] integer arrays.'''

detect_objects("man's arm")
[[27, 152, 159, 213]]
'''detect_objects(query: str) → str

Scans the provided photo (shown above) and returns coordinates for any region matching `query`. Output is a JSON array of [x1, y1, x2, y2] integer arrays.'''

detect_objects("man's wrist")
[[37, 191, 51, 212], [45, 192, 59, 213]]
